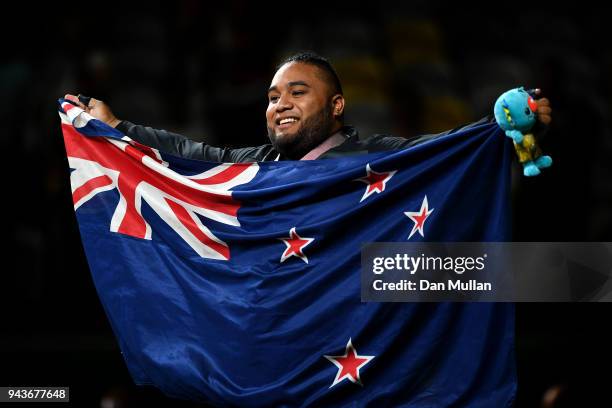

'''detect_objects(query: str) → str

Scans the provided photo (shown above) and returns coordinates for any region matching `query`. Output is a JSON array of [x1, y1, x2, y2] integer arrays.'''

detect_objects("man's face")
[[266, 62, 338, 159]]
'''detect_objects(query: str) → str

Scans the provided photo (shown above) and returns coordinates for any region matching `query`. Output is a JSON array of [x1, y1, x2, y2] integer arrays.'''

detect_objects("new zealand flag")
[[58, 99, 516, 407]]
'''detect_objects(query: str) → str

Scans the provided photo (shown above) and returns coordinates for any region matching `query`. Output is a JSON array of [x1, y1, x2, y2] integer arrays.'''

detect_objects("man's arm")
[[404, 115, 494, 147], [115, 120, 230, 162], [369, 116, 493, 151], [63, 94, 274, 163], [377, 89, 552, 150]]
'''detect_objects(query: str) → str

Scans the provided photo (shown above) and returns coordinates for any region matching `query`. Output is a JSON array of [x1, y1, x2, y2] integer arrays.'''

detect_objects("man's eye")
[[292, 91, 304, 96], [269, 96, 279, 103]]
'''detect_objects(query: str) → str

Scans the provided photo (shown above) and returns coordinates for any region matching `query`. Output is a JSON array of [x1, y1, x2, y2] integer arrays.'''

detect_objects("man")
[[64, 52, 553, 405], [65, 52, 552, 163]]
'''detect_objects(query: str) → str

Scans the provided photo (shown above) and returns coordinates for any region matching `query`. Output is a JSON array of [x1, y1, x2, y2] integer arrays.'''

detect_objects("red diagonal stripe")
[[152, 179, 241, 217], [126, 143, 163, 164], [73, 175, 113, 206], [62, 103, 76, 112], [193, 163, 252, 185], [165, 198, 230, 259]]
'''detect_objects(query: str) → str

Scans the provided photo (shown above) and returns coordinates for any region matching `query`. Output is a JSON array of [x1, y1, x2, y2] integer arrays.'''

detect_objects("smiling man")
[[62, 51, 554, 407], [265, 55, 345, 160], [65, 51, 552, 163]]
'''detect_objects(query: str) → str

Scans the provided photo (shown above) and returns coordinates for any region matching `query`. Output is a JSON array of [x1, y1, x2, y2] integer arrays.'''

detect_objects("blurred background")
[[2, 1, 611, 406]]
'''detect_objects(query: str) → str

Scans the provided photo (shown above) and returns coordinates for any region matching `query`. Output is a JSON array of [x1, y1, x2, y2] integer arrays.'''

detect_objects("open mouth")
[[276, 117, 299, 130]]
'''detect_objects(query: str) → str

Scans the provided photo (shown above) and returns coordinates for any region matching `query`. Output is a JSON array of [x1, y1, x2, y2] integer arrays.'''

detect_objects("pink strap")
[[300, 132, 346, 160]]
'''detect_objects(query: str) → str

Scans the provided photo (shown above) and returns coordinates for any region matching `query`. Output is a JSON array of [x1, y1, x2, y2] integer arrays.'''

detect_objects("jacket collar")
[[271, 125, 362, 161], [320, 125, 369, 158]]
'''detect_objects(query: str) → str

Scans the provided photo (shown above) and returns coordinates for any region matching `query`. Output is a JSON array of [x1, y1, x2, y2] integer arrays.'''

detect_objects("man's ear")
[[331, 94, 345, 118]]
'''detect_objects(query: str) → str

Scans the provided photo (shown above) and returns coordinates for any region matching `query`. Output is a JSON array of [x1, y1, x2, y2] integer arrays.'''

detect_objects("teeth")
[[279, 118, 298, 125]]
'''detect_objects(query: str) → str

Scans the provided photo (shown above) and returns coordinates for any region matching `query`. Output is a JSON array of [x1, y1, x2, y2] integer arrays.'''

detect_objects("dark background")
[[2, 2, 611, 407]]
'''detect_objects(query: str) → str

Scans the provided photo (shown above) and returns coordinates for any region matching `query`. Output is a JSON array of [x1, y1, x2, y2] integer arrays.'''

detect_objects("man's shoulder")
[[228, 143, 279, 162], [324, 117, 495, 159], [321, 127, 412, 158], [360, 133, 412, 151]]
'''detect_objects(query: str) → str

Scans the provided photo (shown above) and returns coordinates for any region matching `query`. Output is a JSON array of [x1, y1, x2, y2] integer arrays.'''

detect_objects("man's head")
[[266, 52, 345, 159]]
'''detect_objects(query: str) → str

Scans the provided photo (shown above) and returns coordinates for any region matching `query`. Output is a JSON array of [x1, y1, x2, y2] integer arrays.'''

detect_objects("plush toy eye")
[[527, 96, 538, 112], [525, 107, 532, 115]]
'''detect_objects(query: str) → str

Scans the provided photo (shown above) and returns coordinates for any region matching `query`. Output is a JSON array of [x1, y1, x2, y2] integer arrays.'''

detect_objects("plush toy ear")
[[501, 100, 514, 127]]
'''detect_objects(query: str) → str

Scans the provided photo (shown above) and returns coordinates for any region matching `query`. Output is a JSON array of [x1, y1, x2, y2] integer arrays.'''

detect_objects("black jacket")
[[115, 117, 493, 163]]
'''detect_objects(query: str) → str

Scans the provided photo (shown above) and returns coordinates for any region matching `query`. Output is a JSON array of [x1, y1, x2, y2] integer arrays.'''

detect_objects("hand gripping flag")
[[58, 99, 516, 407]]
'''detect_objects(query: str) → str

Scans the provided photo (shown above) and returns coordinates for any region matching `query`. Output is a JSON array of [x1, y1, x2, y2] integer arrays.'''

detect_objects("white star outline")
[[355, 163, 397, 203], [404, 195, 434, 239], [278, 227, 315, 264], [323, 338, 375, 388]]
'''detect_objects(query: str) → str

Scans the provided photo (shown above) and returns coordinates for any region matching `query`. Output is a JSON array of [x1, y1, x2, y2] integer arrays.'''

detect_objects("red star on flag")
[[404, 195, 434, 239], [278, 227, 314, 263], [324, 338, 375, 388], [355, 164, 397, 202]]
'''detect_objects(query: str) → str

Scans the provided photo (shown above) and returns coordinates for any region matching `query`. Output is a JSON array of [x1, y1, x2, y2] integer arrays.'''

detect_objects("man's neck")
[[300, 129, 346, 160]]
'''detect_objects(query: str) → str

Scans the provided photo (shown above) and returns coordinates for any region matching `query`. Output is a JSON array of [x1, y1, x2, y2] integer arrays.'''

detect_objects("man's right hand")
[[64, 94, 122, 128]]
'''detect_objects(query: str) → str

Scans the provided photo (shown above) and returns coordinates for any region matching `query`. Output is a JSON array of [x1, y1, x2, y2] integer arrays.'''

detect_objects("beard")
[[267, 103, 335, 160]]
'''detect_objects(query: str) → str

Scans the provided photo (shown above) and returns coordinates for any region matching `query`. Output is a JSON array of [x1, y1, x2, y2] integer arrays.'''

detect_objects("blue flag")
[[58, 99, 516, 407]]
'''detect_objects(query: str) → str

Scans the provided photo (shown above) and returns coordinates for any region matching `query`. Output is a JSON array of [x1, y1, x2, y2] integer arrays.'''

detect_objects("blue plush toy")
[[493, 87, 552, 176]]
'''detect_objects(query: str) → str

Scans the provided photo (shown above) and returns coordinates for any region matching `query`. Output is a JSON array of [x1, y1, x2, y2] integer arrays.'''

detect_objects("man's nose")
[[276, 94, 293, 111]]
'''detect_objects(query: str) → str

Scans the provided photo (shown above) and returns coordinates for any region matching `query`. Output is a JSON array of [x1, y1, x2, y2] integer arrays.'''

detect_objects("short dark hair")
[[275, 51, 343, 96]]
